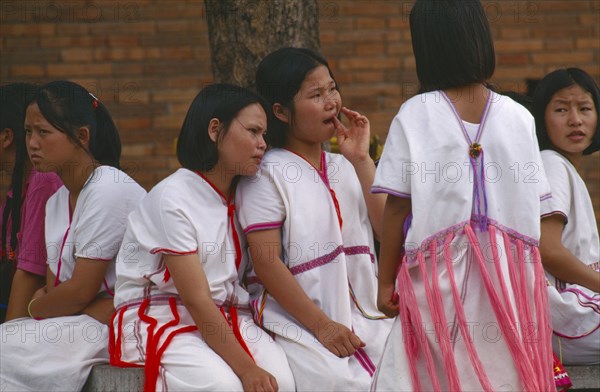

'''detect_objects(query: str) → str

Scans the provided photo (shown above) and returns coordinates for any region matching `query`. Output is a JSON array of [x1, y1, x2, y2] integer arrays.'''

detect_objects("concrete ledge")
[[82, 364, 144, 392], [566, 365, 600, 391], [82, 364, 599, 391]]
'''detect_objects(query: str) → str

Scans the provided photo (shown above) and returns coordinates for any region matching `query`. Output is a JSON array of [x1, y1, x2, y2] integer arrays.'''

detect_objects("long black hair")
[[32, 80, 121, 168], [255, 47, 337, 148], [0, 83, 38, 262]]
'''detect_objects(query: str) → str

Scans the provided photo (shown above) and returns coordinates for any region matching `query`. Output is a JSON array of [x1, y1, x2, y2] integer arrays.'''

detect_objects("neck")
[[285, 139, 323, 170], [201, 163, 233, 199], [59, 156, 98, 199]]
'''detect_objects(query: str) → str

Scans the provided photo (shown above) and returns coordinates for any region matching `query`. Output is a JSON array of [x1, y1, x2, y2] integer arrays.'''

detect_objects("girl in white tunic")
[[111, 84, 295, 392], [0, 80, 146, 391], [532, 68, 600, 365], [372, 1, 554, 391], [236, 47, 392, 391]]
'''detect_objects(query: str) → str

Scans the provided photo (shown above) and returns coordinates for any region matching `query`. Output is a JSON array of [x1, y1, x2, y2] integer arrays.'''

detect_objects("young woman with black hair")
[[0, 83, 62, 322], [0, 80, 145, 391]]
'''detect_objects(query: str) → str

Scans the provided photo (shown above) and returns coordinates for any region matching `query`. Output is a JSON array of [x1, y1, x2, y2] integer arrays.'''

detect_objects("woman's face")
[[218, 103, 267, 177], [289, 65, 342, 145], [544, 84, 597, 160], [25, 102, 80, 174]]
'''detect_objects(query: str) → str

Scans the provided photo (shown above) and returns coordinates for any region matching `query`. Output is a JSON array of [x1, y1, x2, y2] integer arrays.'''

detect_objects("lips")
[[30, 154, 42, 161], [567, 130, 585, 141]]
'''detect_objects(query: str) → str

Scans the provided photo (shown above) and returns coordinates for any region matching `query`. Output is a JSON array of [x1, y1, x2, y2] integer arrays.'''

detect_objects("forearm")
[[5, 269, 45, 321], [254, 258, 330, 335], [378, 196, 411, 287], [29, 279, 99, 319], [351, 157, 386, 238], [542, 247, 600, 293]]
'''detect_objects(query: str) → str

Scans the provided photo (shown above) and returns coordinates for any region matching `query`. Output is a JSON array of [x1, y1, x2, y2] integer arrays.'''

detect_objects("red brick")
[[10, 65, 45, 78], [532, 52, 594, 65], [494, 39, 544, 52]]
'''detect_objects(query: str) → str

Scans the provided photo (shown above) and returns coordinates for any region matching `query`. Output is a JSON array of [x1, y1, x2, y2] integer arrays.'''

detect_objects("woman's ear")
[[76, 127, 91, 148], [1, 128, 14, 150], [272, 103, 289, 124], [207, 118, 221, 143]]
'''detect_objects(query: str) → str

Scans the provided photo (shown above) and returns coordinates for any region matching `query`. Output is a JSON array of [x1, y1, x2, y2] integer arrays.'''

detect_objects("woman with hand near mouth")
[[236, 47, 391, 391], [533, 67, 600, 365]]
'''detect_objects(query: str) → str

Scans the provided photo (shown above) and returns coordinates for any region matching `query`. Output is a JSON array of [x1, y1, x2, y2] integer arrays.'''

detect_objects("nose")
[[258, 133, 267, 150], [324, 91, 339, 111], [26, 132, 39, 151], [568, 110, 582, 126]]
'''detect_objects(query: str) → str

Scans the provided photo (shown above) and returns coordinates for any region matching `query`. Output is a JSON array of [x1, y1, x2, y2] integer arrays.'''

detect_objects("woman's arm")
[[334, 107, 386, 239], [164, 253, 277, 392], [29, 257, 108, 318], [377, 195, 412, 317], [540, 215, 600, 293], [5, 269, 45, 320], [247, 229, 364, 357]]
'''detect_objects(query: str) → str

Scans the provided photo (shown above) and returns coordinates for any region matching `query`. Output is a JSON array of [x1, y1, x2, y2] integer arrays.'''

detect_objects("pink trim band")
[[243, 221, 283, 234], [289, 245, 374, 275], [370, 186, 411, 199]]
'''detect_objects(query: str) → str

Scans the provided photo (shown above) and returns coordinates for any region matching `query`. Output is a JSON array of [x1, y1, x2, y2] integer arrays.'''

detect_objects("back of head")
[[0, 83, 38, 134], [177, 83, 269, 171], [532, 68, 600, 155], [410, 0, 495, 92], [0, 83, 39, 254], [255, 47, 334, 147], [34, 80, 121, 168]]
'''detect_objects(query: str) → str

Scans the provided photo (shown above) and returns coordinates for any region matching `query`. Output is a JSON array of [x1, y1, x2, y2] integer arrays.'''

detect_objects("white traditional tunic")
[[112, 169, 295, 392], [236, 149, 393, 391], [0, 166, 145, 391], [541, 149, 600, 365], [371, 91, 555, 391]]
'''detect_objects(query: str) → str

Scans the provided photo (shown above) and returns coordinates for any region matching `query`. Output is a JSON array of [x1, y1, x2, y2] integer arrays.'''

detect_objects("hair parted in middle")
[[410, 0, 496, 93], [255, 47, 337, 148]]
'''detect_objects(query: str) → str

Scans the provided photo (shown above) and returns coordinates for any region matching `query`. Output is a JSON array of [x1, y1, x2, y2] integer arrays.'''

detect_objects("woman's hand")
[[377, 283, 399, 318], [313, 318, 365, 357], [238, 365, 278, 392], [334, 107, 371, 165]]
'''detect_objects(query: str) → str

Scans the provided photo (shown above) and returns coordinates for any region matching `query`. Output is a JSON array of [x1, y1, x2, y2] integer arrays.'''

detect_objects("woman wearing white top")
[[0, 80, 146, 391]]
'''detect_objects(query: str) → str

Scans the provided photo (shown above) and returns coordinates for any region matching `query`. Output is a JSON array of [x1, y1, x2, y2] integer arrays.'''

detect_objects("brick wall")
[[1, 0, 598, 219]]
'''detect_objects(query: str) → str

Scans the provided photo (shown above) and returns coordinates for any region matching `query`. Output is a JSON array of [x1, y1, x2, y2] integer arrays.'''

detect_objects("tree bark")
[[205, 0, 320, 87]]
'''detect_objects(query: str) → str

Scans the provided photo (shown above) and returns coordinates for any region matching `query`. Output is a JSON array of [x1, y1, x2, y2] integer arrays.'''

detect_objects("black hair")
[[0, 83, 38, 263], [409, 0, 496, 92], [177, 83, 269, 171], [532, 68, 600, 155], [255, 47, 336, 148], [32, 80, 121, 168]]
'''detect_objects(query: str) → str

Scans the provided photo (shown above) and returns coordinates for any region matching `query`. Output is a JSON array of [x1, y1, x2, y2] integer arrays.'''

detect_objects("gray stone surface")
[[82, 364, 144, 392], [566, 365, 600, 391]]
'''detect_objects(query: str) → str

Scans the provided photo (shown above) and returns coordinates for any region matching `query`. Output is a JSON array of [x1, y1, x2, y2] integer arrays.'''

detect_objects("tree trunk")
[[205, 0, 320, 87]]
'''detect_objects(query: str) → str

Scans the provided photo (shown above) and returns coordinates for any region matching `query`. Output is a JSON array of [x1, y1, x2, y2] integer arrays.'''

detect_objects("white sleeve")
[[236, 162, 286, 234], [372, 113, 412, 198], [540, 152, 571, 222], [134, 189, 199, 255], [74, 174, 145, 260]]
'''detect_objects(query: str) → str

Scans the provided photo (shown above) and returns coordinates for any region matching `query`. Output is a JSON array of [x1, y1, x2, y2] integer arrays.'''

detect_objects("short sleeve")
[[16, 173, 62, 275], [236, 161, 286, 234], [540, 151, 571, 222], [74, 174, 145, 261], [137, 190, 199, 255], [372, 113, 412, 198]]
